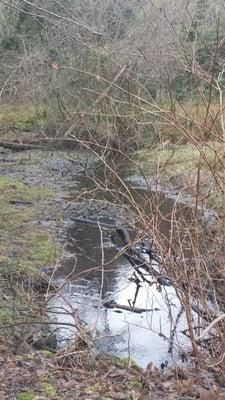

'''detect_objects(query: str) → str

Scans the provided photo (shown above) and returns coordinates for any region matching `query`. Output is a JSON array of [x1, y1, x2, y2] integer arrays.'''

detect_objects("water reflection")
[[50, 221, 191, 368]]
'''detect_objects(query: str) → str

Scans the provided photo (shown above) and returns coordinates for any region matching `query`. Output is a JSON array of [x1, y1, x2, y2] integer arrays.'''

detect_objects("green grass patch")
[[0, 176, 53, 202], [135, 142, 219, 179], [24, 233, 57, 268], [0, 102, 57, 132], [0, 177, 57, 269], [0, 205, 35, 230], [0, 225, 58, 269], [135, 142, 222, 210], [0, 307, 14, 324], [136, 143, 198, 175], [0, 151, 64, 353]]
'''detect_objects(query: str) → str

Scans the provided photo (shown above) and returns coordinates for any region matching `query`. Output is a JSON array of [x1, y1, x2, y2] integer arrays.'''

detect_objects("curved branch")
[[197, 313, 225, 342]]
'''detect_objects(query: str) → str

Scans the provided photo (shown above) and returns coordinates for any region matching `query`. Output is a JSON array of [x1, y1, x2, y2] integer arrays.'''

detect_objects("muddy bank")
[[0, 147, 101, 351]]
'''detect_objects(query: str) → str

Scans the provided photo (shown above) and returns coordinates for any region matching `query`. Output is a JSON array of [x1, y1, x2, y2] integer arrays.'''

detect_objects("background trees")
[[0, 0, 223, 141], [0, 0, 224, 215], [0, 0, 224, 193]]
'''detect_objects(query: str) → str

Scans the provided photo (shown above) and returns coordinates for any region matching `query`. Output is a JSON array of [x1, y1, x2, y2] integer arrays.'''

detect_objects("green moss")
[[0, 307, 14, 323], [101, 353, 140, 369], [40, 349, 55, 357], [119, 357, 140, 369], [127, 380, 144, 390], [41, 382, 58, 397], [88, 383, 101, 393], [25, 354, 36, 360], [16, 392, 37, 400], [0, 175, 58, 270]]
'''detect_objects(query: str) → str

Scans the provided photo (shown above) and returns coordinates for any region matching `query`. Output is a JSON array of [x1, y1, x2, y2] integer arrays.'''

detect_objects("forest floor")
[[1, 348, 225, 400]]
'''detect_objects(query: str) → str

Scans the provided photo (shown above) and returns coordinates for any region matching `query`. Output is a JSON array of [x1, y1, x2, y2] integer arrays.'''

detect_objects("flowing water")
[[49, 170, 196, 368]]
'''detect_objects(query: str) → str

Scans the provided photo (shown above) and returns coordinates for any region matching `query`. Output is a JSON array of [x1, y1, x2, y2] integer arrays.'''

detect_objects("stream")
[[49, 164, 195, 369], [0, 148, 202, 368]]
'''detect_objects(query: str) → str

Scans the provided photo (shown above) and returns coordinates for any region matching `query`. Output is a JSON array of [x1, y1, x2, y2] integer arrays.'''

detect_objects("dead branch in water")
[[103, 300, 159, 314]]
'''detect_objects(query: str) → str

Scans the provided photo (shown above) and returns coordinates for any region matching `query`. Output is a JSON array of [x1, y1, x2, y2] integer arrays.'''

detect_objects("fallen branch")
[[0, 141, 43, 151], [0, 138, 77, 151], [9, 200, 33, 205], [69, 217, 116, 230], [196, 313, 225, 342], [103, 300, 159, 314]]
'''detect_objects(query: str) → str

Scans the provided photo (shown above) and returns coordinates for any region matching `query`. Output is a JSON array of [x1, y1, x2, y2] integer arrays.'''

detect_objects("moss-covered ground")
[[0, 176, 56, 269]]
